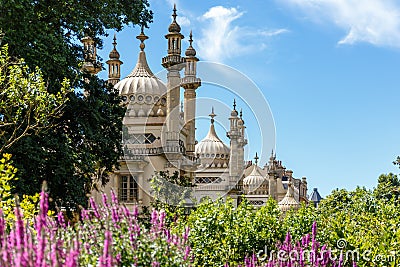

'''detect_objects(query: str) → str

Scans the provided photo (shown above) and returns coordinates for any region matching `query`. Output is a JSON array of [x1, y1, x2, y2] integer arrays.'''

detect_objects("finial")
[[233, 99, 237, 111], [189, 30, 193, 46], [172, 4, 177, 21], [209, 107, 216, 124], [113, 32, 117, 48], [180, 101, 184, 112], [240, 108, 243, 119], [254, 152, 259, 165], [136, 25, 148, 51]]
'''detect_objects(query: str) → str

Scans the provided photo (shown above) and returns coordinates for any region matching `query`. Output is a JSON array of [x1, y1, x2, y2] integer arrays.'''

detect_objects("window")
[[125, 133, 156, 144], [119, 175, 138, 202], [195, 177, 222, 184]]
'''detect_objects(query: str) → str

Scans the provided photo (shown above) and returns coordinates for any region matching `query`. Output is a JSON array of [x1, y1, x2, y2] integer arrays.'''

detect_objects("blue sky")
[[98, 0, 400, 197]]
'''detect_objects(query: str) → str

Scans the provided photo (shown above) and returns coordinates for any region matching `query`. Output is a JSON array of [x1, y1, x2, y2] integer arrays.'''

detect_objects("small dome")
[[109, 48, 120, 59], [168, 5, 181, 33], [195, 124, 230, 157], [195, 111, 230, 167], [115, 51, 166, 97], [109, 34, 120, 59], [168, 21, 181, 33], [185, 46, 196, 57], [243, 165, 265, 192], [185, 31, 196, 57], [278, 180, 300, 212]]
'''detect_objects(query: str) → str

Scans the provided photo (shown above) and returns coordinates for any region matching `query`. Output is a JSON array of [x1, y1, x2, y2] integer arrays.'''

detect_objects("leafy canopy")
[[0, 0, 153, 210], [0, 44, 70, 154]]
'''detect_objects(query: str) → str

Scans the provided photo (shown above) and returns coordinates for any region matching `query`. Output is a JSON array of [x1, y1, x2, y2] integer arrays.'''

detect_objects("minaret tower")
[[181, 31, 201, 156], [162, 4, 185, 158], [106, 33, 123, 86], [237, 109, 247, 172], [81, 34, 101, 75], [227, 100, 241, 187]]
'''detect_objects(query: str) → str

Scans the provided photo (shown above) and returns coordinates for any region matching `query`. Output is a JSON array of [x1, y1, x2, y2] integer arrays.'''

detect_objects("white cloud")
[[197, 6, 288, 62], [177, 16, 190, 27], [280, 0, 400, 48], [258, 29, 290, 37]]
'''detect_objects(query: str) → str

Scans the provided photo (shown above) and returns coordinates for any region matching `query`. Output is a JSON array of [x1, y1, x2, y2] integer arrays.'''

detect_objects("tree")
[[374, 173, 400, 201], [0, 45, 70, 154], [316, 186, 400, 266], [394, 156, 400, 168], [0, 1, 153, 210], [150, 171, 195, 226], [0, 154, 40, 226]]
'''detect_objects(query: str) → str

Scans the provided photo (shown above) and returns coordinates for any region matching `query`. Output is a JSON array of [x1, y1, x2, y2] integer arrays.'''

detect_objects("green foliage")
[[394, 156, 400, 168], [150, 171, 195, 225], [282, 202, 318, 241], [177, 197, 284, 267], [317, 187, 400, 266], [0, 44, 70, 154], [0, 154, 39, 225], [0, 0, 152, 210], [374, 173, 400, 201], [0, 0, 152, 90]]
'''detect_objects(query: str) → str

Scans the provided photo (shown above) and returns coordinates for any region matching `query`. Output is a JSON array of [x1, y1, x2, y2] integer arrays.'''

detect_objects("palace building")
[[87, 6, 309, 211]]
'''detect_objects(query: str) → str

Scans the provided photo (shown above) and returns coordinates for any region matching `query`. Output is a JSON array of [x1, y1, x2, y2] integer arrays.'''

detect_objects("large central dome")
[[116, 51, 166, 97], [114, 32, 167, 117]]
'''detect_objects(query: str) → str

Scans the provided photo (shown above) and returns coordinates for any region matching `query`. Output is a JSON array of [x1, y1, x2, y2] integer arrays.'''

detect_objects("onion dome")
[[109, 33, 120, 59], [195, 108, 230, 167], [114, 28, 167, 117], [278, 177, 300, 212], [239, 109, 244, 124], [231, 99, 238, 116], [243, 153, 265, 193], [168, 4, 181, 33], [185, 31, 196, 57]]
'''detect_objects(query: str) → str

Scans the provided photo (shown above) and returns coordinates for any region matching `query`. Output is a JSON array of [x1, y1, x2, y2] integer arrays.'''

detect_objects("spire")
[[189, 30, 193, 46], [209, 107, 216, 124], [185, 30, 197, 57], [108, 33, 121, 60], [168, 4, 181, 33], [240, 109, 243, 119], [254, 152, 259, 165], [204, 108, 223, 142], [136, 25, 148, 51], [127, 27, 153, 78], [172, 3, 177, 21], [230, 99, 238, 117]]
